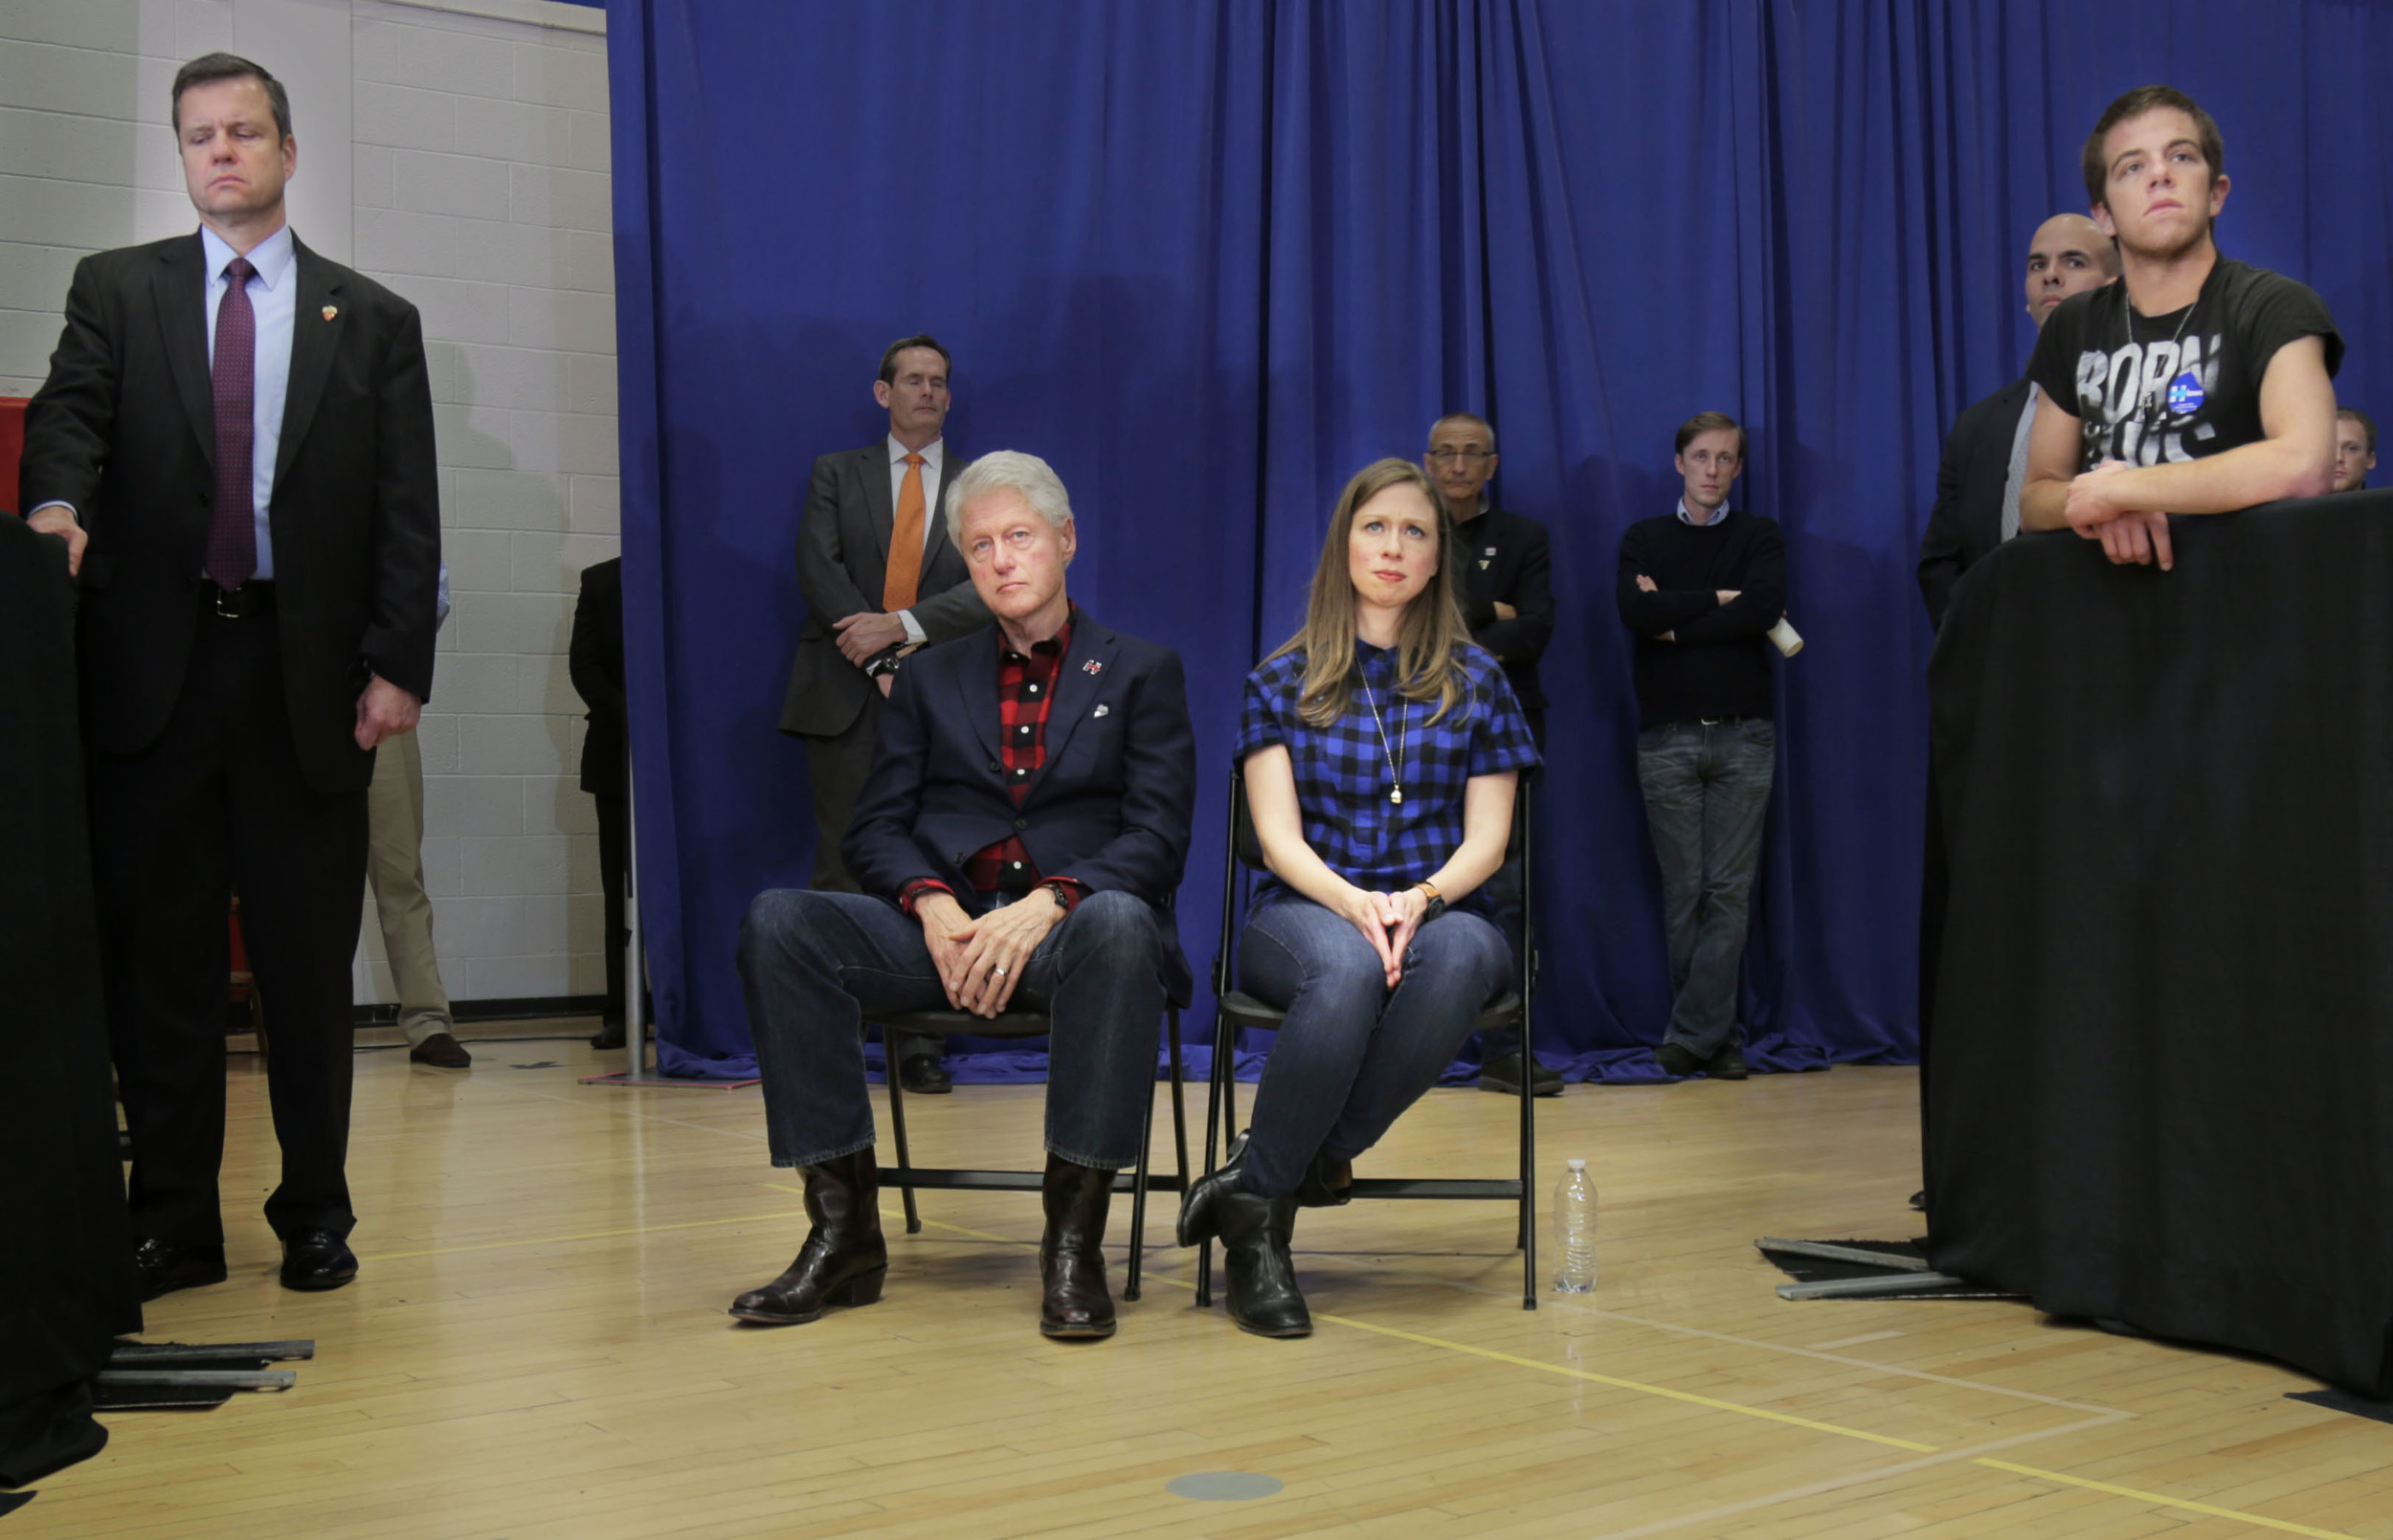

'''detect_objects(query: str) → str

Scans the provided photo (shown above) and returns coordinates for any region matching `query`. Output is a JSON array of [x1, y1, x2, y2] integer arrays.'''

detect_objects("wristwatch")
[[1414, 881, 1446, 923], [1042, 882, 1073, 912]]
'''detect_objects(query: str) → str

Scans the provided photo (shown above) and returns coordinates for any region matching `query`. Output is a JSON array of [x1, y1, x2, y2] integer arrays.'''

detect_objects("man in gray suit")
[[779, 335, 990, 1091]]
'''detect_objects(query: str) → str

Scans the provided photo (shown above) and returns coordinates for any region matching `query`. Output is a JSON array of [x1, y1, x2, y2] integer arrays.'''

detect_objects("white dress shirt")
[[886, 435, 944, 645], [200, 223, 299, 580], [30, 224, 300, 575]]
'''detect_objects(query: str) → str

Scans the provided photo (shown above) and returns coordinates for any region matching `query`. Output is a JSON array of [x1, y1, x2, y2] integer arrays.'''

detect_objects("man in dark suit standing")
[[1917, 214, 2117, 628], [570, 556, 630, 1050], [16, 54, 440, 1300], [1423, 412, 1558, 1097], [779, 335, 990, 1091], [733, 451, 1196, 1341]]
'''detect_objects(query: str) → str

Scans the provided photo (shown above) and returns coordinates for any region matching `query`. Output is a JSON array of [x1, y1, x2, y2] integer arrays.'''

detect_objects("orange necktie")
[[883, 452, 926, 611]]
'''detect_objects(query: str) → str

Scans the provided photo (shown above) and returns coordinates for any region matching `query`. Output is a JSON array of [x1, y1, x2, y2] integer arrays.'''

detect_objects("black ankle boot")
[[1176, 1131, 1249, 1248], [1215, 1191, 1309, 1338], [1039, 1155, 1116, 1340], [729, 1149, 889, 1325]]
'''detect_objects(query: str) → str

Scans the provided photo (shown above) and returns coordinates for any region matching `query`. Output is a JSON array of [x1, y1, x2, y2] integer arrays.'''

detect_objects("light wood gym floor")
[[18, 1034, 2393, 1538]]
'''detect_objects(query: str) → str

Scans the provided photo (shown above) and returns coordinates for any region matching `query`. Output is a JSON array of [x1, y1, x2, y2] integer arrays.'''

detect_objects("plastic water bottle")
[[1554, 1158, 1597, 1293]]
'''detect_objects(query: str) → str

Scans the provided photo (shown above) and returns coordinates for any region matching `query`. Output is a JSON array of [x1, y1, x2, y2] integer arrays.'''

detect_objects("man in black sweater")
[[1423, 411, 1559, 1097], [1616, 412, 1786, 1081]]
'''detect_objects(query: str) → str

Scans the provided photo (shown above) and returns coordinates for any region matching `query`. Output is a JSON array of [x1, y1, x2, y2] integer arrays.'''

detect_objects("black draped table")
[[0, 514, 139, 1484], [1922, 489, 2393, 1395]]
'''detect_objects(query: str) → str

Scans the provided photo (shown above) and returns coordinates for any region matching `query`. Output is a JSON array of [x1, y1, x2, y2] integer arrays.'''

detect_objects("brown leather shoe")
[[410, 1032, 472, 1067], [729, 1149, 889, 1325], [1038, 1155, 1117, 1340]]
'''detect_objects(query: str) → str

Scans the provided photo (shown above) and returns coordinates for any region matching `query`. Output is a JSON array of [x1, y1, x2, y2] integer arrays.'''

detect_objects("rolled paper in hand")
[[1767, 617, 1803, 658]]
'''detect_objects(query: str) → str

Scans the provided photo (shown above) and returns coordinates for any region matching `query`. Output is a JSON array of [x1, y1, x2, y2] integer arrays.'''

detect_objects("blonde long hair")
[[1269, 458, 1474, 727]]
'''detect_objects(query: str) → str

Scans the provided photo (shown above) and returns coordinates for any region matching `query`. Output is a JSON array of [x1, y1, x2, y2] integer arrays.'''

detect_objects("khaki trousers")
[[366, 729, 455, 1048]]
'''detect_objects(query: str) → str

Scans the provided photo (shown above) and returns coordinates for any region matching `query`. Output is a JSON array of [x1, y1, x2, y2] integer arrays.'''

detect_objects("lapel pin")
[[1479, 559, 1491, 569], [322, 305, 339, 322], [1082, 659, 1104, 676], [1093, 704, 1109, 718]]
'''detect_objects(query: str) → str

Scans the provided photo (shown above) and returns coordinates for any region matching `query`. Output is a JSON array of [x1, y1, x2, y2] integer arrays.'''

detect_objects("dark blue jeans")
[[1237, 895, 1512, 1197], [1635, 718, 1775, 1060], [737, 888, 1169, 1170]]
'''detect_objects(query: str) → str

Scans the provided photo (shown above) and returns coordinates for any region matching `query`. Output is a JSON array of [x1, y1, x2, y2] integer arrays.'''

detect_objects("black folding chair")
[[875, 1002, 1191, 1302], [1196, 770, 1541, 1309]]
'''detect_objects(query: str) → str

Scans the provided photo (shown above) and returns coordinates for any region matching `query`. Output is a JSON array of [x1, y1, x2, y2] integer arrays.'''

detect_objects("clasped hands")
[[917, 890, 1062, 1017], [2063, 460, 2175, 570], [1337, 883, 1433, 989]]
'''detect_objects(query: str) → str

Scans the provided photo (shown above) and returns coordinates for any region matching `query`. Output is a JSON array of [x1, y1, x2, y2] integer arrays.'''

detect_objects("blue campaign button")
[[2165, 370, 2205, 414]]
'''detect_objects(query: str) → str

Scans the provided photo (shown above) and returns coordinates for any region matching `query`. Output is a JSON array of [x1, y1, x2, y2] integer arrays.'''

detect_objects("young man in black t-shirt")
[[2021, 85, 2343, 569], [1617, 413, 1785, 1082]]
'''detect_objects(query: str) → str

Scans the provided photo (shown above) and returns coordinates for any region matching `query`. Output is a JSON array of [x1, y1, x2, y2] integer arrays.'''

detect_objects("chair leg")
[[1167, 1007, 1190, 1196], [1127, 1050, 1158, 1303], [884, 1038, 921, 1235], [1196, 1007, 1236, 1309], [1519, 1011, 1537, 1310]]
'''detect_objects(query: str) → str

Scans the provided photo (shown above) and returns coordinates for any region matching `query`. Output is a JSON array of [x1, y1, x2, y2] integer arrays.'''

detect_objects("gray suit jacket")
[[778, 440, 991, 737]]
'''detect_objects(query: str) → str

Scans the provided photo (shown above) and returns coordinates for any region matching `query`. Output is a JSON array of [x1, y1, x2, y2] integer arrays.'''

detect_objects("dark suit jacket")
[[843, 611, 1197, 1005], [778, 441, 991, 737], [1452, 505, 1554, 712], [569, 556, 626, 797], [1918, 377, 2032, 630], [18, 233, 440, 793]]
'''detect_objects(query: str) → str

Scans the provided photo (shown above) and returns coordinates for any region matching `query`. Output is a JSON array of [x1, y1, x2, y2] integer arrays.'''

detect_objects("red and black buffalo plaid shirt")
[[900, 612, 1087, 915]]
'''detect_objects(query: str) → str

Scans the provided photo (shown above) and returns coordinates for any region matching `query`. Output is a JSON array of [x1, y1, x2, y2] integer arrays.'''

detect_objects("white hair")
[[944, 450, 1074, 547]]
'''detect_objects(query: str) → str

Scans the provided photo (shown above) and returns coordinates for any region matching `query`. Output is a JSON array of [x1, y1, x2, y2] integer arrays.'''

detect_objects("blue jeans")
[[737, 888, 1170, 1170], [1635, 719, 1776, 1059], [1236, 895, 1513, 1197]]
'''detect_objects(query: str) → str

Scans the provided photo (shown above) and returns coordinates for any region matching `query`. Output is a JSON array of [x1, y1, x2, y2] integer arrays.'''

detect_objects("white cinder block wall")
[[0, 0, 619, 1010]]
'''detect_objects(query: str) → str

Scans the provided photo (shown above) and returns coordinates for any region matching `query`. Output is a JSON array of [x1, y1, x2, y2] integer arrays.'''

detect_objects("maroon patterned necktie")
[[205, 255, 257, 589]]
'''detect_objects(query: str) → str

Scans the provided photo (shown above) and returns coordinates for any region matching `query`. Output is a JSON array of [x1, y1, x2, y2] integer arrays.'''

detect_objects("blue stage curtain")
[[604, 0, 2393, 1080]]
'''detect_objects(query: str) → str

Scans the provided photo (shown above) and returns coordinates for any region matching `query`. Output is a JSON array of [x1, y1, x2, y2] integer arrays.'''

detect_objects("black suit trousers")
[[90, 607, 369, 1249], [800, 691, 883, 894]]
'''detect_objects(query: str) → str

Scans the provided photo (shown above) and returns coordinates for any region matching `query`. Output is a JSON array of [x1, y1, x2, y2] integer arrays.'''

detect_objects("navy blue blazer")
[[842, 609, 1197, 1005]]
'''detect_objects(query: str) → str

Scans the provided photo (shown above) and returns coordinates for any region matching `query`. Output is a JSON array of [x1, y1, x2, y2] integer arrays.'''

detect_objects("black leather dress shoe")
[[132, 1238, 227, 1302], [1478, 1051, 1564, 1097], [1705, 1042, 1750, 1081], [897, 1052, 951, 1095], [280, 1229, 359, 1291], [589, 1017, 626, 1050], [410, 1032, 472, 1067], [1654, 1041, 1704, 1078]]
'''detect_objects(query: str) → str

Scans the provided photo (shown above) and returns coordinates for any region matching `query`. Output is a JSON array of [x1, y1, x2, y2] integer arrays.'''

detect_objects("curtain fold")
[[606, 0, 2393, 1079]]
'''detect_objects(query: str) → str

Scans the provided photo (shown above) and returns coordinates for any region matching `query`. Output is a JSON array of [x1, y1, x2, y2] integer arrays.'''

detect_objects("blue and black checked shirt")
[[1236, 640, 1540, 914]]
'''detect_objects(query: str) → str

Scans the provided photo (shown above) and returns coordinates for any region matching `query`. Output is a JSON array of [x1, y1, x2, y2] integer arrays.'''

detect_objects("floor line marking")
[[820, 1190, 1935, 1454], [1355, 1253, 2131, 1417], [376, 1208, 807, 1260], [1805, 1330, 1907, 1350], [1973, 1458, 2364, 1540], [1584, 1414, 2133, 1540]]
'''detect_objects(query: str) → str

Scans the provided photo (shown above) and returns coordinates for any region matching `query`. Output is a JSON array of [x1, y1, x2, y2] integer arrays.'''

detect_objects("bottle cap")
[[1565, 1157, 1586, 1171]]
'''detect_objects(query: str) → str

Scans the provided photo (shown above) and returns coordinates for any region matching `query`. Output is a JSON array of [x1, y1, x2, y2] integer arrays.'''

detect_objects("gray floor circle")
[[1166, 1471, 1286, 1502]]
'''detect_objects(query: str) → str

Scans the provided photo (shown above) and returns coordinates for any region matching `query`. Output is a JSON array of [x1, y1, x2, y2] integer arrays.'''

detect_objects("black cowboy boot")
[[1216, 1190, 1309, 1338], [1038, 1155, 1117, 1340], [729, 1149, 889, 1324]]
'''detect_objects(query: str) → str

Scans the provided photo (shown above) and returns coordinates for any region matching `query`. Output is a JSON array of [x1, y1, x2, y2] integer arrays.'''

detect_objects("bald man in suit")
[[778, 335, 991, 1090]]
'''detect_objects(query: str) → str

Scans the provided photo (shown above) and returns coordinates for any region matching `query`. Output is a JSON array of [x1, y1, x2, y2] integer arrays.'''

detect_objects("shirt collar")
[[1675, 497, 1730, 527], [200, 222, 296, 289], [887, 435, 944, 470], [1001, 602, 1077, 661]]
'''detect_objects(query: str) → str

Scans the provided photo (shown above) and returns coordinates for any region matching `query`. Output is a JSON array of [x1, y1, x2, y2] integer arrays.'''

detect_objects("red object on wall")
[[0, 396, 25, 512]]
